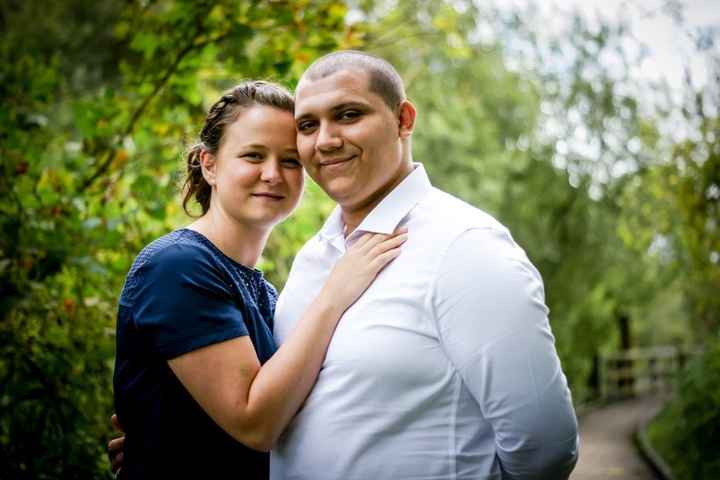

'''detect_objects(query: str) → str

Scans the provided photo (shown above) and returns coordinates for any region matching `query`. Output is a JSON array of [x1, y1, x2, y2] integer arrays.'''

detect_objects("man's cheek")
[[296, 146, 314, 167]]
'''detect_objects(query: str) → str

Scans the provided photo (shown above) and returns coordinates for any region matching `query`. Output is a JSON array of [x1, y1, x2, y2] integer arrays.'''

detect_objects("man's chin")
[[320, 178, 357, 204]]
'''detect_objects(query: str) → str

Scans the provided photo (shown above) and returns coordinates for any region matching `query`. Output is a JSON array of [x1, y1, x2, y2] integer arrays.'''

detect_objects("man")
[[271, 51, 578, 479], [110, 50, 579, 479]]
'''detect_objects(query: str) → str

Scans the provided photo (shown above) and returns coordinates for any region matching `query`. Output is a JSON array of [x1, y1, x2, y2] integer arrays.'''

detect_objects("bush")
[[0, 267, 117, 479], [646, 337, 720, 479]]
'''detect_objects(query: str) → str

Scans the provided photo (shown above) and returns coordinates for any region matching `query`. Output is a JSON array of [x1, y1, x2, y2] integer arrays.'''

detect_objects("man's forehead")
[[295, 69, 376, 115]]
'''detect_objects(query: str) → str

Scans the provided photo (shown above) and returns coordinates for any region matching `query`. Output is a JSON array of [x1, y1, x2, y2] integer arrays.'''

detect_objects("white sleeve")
[[432, 227, 579, 480]]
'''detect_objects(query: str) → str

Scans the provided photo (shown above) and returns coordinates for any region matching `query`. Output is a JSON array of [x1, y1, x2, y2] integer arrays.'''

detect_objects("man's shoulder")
[[422, 189, 542, 283], [420, 187, 509, 234], [413, 187, 536, 268]]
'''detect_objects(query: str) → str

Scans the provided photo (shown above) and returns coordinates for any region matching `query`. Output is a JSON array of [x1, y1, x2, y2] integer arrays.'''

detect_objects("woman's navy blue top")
[[113, 229, 278, 479]]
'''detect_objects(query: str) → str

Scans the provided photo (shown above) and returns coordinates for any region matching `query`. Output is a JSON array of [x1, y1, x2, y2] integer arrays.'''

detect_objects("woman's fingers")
[[368, 233, 408, 258], [356, 227, 408, 255], [356, 233, 391, 253], [370, 246, 403, 270], [321, 227, 408, 311], [352, 232, 376, 249]]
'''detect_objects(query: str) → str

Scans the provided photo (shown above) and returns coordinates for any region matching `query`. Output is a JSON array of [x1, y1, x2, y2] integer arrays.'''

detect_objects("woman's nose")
[[260, 160, 282, 184]]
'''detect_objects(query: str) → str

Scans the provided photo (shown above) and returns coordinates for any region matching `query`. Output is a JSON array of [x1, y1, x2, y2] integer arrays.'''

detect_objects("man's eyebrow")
[[295, 101, 370, 121], [330, 101, 368, 112], [295, 112, 314, 122]]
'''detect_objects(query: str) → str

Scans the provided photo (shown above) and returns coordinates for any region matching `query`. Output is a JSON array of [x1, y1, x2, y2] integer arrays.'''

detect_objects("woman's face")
[[204, 105, 304, 229]]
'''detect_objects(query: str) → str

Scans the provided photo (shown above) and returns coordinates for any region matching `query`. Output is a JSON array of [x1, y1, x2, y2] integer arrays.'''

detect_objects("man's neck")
[[341, 160, 414, 237]]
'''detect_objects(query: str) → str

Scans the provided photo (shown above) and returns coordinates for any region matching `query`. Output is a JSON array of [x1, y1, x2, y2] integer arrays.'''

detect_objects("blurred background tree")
[[1, 0, 717, 478]]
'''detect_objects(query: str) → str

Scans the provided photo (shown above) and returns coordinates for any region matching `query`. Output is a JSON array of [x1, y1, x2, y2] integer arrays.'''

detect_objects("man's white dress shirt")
[[271, 164, 579, 480]]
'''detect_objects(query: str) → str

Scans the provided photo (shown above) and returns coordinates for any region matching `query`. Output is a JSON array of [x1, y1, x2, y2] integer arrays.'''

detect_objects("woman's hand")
[[165, 228, 408, 453], [320, 227, 408, 312]]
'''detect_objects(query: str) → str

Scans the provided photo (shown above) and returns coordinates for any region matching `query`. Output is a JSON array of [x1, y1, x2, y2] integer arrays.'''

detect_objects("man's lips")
[[318, 155, 356, 167], [251, 192, 285, 200]]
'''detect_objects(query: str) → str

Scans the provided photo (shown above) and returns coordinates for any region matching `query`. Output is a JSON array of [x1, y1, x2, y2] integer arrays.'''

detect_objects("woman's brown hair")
[[182, 81, 295, 216]]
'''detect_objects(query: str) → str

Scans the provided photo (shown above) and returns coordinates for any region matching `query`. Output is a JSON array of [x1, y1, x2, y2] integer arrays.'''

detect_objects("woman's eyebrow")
[[238, 143, 268, 150]]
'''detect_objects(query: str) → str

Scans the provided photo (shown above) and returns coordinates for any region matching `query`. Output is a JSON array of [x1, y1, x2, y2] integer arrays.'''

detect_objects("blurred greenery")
[[646, 337, 720, 479], [0, 0, 717, 478]]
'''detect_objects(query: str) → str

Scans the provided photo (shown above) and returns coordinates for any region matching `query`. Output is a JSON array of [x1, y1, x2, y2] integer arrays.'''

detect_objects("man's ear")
[[397, 100, 416, 139], [200, 149, 217, 186]]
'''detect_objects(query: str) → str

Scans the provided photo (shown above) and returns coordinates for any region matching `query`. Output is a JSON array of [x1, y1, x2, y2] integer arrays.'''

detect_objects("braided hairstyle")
[[182, 81, 295, 216]]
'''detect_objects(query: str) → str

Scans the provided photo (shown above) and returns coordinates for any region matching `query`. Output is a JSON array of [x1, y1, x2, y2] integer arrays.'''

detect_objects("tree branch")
[[78, 31, 229, 193]]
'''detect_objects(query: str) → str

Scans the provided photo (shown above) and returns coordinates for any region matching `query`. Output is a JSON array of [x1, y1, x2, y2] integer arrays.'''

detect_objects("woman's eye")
[[243, 152, 263, 160]]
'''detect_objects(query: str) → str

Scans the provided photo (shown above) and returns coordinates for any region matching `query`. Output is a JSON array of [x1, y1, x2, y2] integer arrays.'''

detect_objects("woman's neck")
[[188, 209, 270, 269]]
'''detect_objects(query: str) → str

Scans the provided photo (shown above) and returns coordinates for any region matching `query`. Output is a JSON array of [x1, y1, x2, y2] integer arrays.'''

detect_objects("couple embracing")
[[110, 50, 579, 479]]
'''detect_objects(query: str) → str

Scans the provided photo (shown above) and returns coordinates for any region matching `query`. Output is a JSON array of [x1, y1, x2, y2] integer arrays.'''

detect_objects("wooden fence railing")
[[598, 345, 702, 400]]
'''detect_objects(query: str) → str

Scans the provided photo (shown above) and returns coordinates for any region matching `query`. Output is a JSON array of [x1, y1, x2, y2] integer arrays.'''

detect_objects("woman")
[[112, 81, 406, 478]]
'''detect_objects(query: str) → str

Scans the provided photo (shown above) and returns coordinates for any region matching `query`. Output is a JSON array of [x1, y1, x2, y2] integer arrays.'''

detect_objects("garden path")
[[571, 396, 666, 480]]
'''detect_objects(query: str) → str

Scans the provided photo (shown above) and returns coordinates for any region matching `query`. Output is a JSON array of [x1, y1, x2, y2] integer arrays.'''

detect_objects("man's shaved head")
[[300, 50, 406, 110]]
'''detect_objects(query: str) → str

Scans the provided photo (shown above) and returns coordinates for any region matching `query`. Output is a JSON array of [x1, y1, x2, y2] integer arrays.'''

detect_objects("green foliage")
[[646, 337, 720, 479], [0, 268, 116, 479], [1, 0, 718, 476], [0, 0, 353, 477]]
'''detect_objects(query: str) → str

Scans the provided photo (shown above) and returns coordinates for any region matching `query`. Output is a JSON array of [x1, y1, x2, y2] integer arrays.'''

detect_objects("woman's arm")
[[168, 230, 407, 451]]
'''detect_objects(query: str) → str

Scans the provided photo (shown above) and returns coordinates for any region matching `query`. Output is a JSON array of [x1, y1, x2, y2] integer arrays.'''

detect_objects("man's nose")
[[316, 122, 342, 152]]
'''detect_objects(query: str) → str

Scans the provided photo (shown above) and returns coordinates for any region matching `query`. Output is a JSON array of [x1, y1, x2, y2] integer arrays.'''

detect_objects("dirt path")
[[571, 396, 666, 480]]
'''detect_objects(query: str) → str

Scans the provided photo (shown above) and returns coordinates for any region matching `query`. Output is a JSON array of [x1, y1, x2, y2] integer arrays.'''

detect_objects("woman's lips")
[[251, 192, 285, 200]]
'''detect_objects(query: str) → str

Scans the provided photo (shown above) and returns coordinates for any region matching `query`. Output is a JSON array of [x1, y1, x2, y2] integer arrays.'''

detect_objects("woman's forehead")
[[222, 107, 296, 147]]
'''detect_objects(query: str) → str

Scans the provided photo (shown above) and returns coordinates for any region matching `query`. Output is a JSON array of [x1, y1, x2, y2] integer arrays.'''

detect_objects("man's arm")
[[108, 414, 124, 475], [432, 227, 579, 480]]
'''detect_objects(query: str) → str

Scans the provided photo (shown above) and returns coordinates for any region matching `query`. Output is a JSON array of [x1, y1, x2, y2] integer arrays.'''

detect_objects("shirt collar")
[[318, 163, 432, 247]]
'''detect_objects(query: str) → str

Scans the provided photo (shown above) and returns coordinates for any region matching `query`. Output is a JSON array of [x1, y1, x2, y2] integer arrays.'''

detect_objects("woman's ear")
[[397, 100, 417, 139], [200, 149, 217, 186]]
